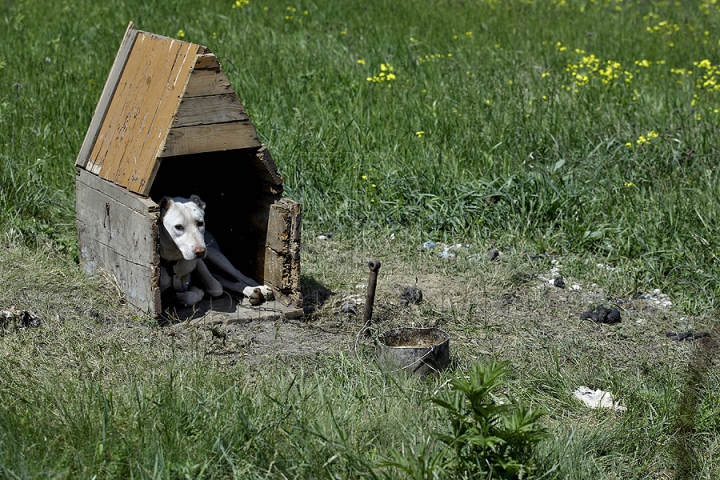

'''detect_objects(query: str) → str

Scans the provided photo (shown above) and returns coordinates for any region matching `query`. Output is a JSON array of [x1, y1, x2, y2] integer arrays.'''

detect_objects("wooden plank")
[[77, 168, 157, 215], [159, 121, 260, 157], [78, 22, 138, 169], [183, 69, 234, 97], [173, 94, 248, 127], [255, 146, 284, 186], [87, 32, 202, 193], [76, 179, 158, 266], [77, 233, 160, 314], [264, 198, 301, 306], [76, 175, 161, 314], [194, 53, 219, 69], [117, 38, 201, 193]]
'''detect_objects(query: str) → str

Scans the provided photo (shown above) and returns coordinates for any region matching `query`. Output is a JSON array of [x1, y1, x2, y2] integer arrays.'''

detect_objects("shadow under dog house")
[[75, 22, 302, 320]]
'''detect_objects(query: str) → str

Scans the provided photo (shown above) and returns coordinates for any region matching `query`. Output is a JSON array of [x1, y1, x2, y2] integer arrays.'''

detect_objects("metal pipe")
[[362, 259, 381, 329]]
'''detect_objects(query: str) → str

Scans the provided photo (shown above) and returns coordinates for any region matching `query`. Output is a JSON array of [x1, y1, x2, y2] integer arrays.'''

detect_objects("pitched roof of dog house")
[[76, 22, 279, 196]]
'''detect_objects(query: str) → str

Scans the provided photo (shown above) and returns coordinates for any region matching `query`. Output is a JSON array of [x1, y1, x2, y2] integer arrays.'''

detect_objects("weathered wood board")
[[172, 94, 249, 127], [265, 198, 301, 306], [76, 169, 161, 313], [76, 22, 139, 170], [183, 69, 233, 97], [86, 34, 202, 194], [159, 121, 259, 158], [168, 295, 304, 325]]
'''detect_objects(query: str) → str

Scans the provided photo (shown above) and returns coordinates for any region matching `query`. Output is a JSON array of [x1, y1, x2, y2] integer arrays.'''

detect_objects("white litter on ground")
[[596, 263, 616, 271], [637, 288, 672, 308], [573, 386, 626, 413]]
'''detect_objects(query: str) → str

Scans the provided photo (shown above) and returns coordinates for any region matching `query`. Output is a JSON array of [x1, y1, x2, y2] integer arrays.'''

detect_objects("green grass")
[[2, 0, 720, 477], [2, 0, 720, 311]]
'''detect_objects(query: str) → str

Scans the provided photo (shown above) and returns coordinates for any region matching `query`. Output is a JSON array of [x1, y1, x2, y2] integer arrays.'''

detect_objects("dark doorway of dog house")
[[149, 148, 302, 324]]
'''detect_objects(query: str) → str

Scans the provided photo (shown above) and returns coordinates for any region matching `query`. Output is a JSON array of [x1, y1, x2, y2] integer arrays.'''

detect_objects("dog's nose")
[[194, 246, 206, 258]]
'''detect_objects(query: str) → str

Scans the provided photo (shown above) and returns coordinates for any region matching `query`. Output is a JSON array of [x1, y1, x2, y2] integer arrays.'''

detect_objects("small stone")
[[487, 248, 500, 261], [553, 276, 566, 288], [339, 301, 358, 315], [400, 286, 423, 307]]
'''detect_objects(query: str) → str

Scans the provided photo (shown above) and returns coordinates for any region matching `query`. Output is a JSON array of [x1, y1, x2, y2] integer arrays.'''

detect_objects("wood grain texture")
[[173, 94, 248, 127], [183, 69, 234, 97], [254, 146, 284, 186], [159, 121, 260, 157], [76, 168, 157, 215], [194, 53, 219, 69], [76, 177, 158, 265], [264, 198, 302, 307], [87, 32, 202, 193], [76, 174, 161, 313], [77, 22, 138, 169]]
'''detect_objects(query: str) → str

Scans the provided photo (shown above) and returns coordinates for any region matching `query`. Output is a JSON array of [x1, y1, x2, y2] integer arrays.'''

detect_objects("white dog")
[[158, 195, 273, 307]]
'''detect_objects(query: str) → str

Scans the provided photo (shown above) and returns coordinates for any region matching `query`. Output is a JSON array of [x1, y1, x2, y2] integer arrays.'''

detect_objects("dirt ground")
[[131, 236, 709, 379], [0, 237, 708, 377]]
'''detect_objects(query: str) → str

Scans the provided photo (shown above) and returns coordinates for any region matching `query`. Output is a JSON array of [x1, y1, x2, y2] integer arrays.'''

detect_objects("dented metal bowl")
[[377, 327, 450, 376]]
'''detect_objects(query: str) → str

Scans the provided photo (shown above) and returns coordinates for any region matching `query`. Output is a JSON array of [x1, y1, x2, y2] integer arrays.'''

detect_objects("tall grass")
[[0, 347, 420, 478], [1, 0, 719, 310]]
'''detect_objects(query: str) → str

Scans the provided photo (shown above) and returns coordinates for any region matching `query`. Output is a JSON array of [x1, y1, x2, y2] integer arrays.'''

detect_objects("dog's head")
[[158, 195, 207, 261]]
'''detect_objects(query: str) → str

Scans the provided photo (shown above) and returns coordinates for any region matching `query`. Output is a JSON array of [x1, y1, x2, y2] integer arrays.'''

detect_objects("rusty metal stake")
[[362, 259, 381, 332]]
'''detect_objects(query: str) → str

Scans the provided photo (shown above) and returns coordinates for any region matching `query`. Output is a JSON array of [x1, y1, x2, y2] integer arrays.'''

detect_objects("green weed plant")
[[383, 359, 547, 479]]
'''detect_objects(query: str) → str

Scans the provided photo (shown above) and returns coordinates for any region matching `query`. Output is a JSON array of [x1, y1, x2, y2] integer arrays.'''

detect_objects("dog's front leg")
[[211, 275, 275, 303], [160, 266, 172, 293], [205, 248, 257, 288], [176, 287, 204, 307], [194, 259, 224, 297]]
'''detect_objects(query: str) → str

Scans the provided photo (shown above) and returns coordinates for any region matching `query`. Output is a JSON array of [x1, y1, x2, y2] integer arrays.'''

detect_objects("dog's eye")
[[197, 221, 204, 228], [174, 224, 184, 231]]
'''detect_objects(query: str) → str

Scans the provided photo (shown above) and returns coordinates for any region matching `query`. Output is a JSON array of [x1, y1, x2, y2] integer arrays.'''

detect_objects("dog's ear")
[[189, 194, 206, 211], [158, 196, 173, 212]]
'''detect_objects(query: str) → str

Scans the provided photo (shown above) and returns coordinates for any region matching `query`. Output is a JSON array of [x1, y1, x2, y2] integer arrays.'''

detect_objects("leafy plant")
[[381, 360, 547, 479], [431, 359, 547, 479]]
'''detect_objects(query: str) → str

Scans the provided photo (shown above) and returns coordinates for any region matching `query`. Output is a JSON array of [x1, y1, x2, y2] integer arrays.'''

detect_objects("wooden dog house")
[[76, 22, 302, 319]]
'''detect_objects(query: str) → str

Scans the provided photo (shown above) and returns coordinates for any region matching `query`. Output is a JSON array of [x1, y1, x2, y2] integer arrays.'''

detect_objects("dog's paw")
[[206, 283, 224, 298], [177, 287, 204, 307], [242, 285, 274, 304]]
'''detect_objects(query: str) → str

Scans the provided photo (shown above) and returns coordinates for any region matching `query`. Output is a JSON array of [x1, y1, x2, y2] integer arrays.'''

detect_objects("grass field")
[[1, 0, 720, 477]]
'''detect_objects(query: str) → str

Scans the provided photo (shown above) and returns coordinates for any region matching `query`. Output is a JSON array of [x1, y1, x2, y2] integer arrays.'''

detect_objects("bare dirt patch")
[[0, 239, 709, 376]]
